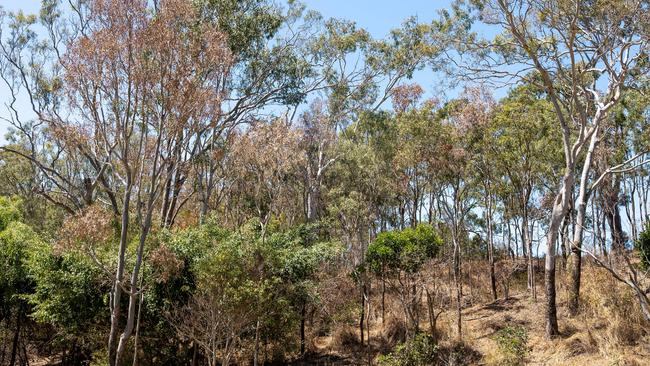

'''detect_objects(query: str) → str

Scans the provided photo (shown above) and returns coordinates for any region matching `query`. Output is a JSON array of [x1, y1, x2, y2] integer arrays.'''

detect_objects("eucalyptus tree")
[[487, 82, 562, 299], [596, 89, 650, 248], [455, 0, 650, 336], [0, 1, 232, 364], [226, 119, 304, 232], [298, 14, 453, 225], [363, 224, 443, 337], [435, 88, 491, 341]]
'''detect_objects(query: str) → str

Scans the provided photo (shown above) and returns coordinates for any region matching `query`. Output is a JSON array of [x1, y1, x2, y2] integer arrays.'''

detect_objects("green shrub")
[[636, 223, 650, 269], [494, 325, 528, 365], [378, 333, 438, 366]]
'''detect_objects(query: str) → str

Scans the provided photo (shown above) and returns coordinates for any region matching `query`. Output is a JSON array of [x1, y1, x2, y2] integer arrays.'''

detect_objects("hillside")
[[305, 263, 649, 366]]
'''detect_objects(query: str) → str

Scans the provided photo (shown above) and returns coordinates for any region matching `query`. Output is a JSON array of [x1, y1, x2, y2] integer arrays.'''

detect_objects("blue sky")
[[306, 0, 451, 35], [0, 0, 451, 137], [0, 0, 461, 138], [0, 0, 449, 25]]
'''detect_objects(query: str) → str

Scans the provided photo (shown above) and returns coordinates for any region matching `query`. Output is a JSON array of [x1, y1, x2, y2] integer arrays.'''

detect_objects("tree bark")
[[359, 284, 365, 346], [108, 187, 132, 366], [9, 307, 21, 366], [115, 214, 153, 364], [487, 192, 497, 301], [254, 319, 260, 366], [544, 172, 573, 337], [604, 178, 625, 251], [453, 235, 463, 341], [568, 127, 599, 315]]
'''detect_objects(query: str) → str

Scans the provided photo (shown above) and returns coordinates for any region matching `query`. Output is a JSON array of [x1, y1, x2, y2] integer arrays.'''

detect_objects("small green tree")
[[26, 240, 107, 361], [162, 220, 340, 365], [0, 197, 38, 364], [364, 223, 442, 336], [494, 325, 528, 366]]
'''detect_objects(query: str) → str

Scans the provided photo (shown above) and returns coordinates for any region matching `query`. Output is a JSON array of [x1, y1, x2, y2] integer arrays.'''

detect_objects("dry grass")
[[460, 263, 650, 365], [310, 259, 650, 365]]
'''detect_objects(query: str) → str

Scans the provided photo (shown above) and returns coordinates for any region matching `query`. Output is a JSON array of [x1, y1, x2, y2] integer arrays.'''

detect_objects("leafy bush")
[[636, 223, 650, 269], [378, 333, 438, 366], [365, 223, 442, 275], [494, 325, 528, 365], [155, 219, 342, 363]]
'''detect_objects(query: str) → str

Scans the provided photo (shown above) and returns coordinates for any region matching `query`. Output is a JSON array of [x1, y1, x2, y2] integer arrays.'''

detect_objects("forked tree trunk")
[[108, 187, 132, 366], [115, 212, 153, 364], [544, 169, 574, 337], [569, 127, 599, 315]]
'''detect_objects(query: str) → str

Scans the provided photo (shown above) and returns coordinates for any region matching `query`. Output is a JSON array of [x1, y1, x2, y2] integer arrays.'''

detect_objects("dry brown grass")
[[460, 262, 650, 365], [308, 259, 650, 365]]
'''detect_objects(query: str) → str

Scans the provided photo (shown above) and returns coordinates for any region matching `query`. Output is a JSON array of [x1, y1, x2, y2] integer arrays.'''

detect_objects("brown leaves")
[[230, 119, 305, 180], [149, 244, 184, 283], [452, 86, 495, 136], [226, 119, 305, 222], [56, 204, 113, 255], [392, 83, 425, 113], [62, 0, 232, 155]]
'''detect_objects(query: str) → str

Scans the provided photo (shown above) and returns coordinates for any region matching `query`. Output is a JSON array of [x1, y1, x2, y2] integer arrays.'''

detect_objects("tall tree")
[[1, 1, 231, 363], [457, 0, 649, 336], [488, 82, 562, 300]]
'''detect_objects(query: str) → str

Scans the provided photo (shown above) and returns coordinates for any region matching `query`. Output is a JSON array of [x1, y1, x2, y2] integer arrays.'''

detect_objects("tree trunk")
[[544, 169, 573, 337], [359, 284, 365, 346], [568, 128, 599, 315], [560, 210, 570, 269], [381, 277, 386, 325], [115, 215, 153, 364], [365, 282, 371, 353], [9, 307, 21, 366], [132, 281, 144, 366], [300, 302, 306, 355], [604, 180, 625, 251], [487, 192, 497, 301], [109, 187, 132, 366], [453, 235, 462, 341], [254, 319, 260, 366]]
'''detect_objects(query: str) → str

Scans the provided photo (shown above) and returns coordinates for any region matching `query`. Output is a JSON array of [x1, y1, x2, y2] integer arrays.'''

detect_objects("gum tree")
[[456, 0, 649, 336]]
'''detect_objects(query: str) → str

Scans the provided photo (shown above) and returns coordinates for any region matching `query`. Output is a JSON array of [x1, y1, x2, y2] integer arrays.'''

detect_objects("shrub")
[[378, 333, 438, 366], [494, 325, 528, 366], [636, 223, 650, 269]]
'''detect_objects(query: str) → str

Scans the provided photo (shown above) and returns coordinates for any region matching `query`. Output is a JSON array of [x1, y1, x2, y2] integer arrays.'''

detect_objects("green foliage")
[[154, 219, 341, 357], [0, 197, 34, 320], [25, 241, 106, 335], [365, 223, 442, 275], [0, 195, 106, 355], [488, 81, 562, 196], [0, 196, 22, 231], [494, 325, 528, 366], [0, 221, 36, 298], [0, 195, 105, 348], [636, 223, 650, 270], [199, 0, 284, 57], [377, 333, 439, 366]]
